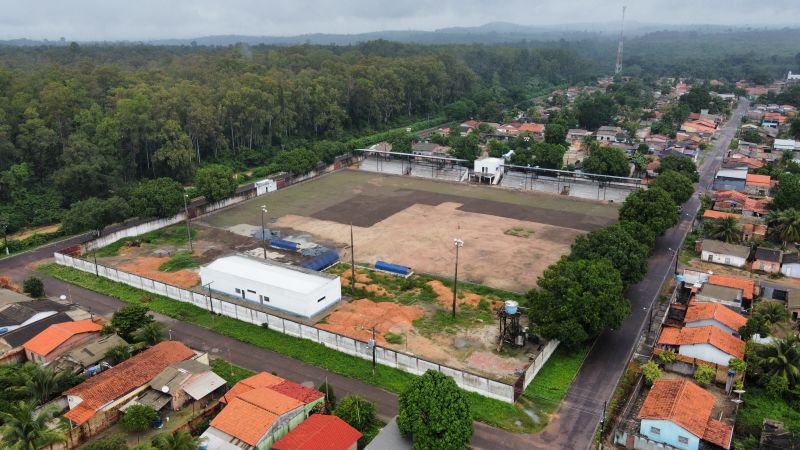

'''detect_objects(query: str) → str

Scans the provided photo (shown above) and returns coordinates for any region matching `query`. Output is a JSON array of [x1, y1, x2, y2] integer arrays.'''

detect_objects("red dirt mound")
[[318, 299, 424, 344], [118, 256, 199, 289]]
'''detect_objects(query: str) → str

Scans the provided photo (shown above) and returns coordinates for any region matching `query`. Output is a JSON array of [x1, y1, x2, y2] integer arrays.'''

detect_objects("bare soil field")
[[201, 169, 618, 291]]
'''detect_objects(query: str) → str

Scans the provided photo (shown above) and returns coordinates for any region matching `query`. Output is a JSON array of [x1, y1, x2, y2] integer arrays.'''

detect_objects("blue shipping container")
[[270, 239, 299, 251], [375, 260, 411, 275], [303, 250, 339, 271]]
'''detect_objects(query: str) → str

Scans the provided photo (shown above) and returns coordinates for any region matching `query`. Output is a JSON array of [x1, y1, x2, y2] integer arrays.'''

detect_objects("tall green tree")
[[705, 216, 741, 243], [133, 321, 166, 347], [194, 164, 237, 203], [111, 305, 154, 342], [570, 224, 650, 287], [761, 337, 800, 388], [657, 155, 699, 182], [574, 93, 617, 130], [62, 196, 131, 236], [398, 371, 472, 450], [152, 429, 199, 450], [335, 395, 378, 449], [619, 187, 679, 236], [582, 144, 629, 177], [768, 208, 800, 247], [0, 401, 65, 450], [532, 142, 566, 169], [129, 178, 184, 219], [649, 170, 694, 205], [544, 123, 567, 146], [120, 404, 157, 434], [527, 258, 629, 349]]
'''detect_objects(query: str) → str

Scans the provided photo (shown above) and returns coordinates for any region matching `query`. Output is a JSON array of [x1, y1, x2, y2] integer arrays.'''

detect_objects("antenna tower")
[[614, 5, 626, 75]]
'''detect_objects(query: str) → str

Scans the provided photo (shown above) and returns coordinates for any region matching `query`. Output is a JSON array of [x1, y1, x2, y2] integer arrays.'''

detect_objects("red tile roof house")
[[23, 320, 101, 365], [745, 174, 772, 197], [637, 379, 733, 450], [657, 325, 745, 367], [200, 372, 325, 450], [684, 303, 747, 336], [272, 414, 361, 450], [63, 341, 195, 432]]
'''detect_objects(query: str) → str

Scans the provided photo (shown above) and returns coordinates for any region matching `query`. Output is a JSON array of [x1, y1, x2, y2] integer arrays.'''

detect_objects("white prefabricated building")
[[199, 255, 341, 318]]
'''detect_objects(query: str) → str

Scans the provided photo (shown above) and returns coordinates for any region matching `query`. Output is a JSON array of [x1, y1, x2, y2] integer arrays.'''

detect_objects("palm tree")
[[706, 216, 741, 243], [133, 321, 166, 346], [25, 365, 70, 406], [768, 208, 800, 248], [761, 337, 800, 388], [152, 429, 199, 450], [0, 401, 66, 450]]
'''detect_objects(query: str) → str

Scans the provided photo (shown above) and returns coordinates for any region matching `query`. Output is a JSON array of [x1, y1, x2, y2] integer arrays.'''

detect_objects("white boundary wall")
[[54, 252, 534, 403]]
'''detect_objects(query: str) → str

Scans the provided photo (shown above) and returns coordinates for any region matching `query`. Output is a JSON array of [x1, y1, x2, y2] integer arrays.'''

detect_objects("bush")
[[658, 349, 676, 365], [766, 375, 789, 398], [641, 361, 662, 386], [694, 363, 715, 386], [729, 358, 746, 374], [23, 276, 44, 298], [335, 395, 379, 448], [120, 404, 156, 433], [398, 370, 472, 449], [318, 381, 336, 411], [158, 252, 197, 272]]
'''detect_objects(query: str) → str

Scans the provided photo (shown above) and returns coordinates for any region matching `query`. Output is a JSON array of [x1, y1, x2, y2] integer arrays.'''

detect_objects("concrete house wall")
[[640, 419, 700, 450], [699, 250, 747, 268], [685, 318, 737, 336], [678, 343, 735, 366]]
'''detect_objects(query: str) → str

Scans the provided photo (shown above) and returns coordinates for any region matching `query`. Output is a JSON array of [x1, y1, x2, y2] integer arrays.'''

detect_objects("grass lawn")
[[38, 263, 542, 433], [158, 252, 198, 272], [523, 345, 591, 416], [92, 225, 197, 257]]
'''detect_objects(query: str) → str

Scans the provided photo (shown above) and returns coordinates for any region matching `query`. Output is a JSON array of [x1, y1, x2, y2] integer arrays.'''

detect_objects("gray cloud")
[[0, 0, 798, 41]]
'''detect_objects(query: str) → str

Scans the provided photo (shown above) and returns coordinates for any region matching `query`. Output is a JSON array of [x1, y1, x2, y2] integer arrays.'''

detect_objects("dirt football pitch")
[[200, 170, 619, 291]]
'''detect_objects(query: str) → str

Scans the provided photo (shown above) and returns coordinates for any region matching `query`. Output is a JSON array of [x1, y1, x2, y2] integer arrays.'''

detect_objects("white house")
[[683, 303, 747, 336], [788, 71, 800, 81], [200, 255, 342, 319], [255, 179, 278, 196], [781, 252, 800, 278], [699, 240, 749, 268], [774, 139, 799, 152], [638, 379, 733, 450], [657, 325, 745, 367], [471, 157, 504, 184]]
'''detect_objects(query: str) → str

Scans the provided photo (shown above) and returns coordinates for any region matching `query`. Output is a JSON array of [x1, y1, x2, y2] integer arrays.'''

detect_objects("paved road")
[[0, 101, 746, 450]]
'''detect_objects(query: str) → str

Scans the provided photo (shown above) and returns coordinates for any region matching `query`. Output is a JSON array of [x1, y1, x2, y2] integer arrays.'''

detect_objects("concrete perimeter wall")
[[53, 252, 518, 402]]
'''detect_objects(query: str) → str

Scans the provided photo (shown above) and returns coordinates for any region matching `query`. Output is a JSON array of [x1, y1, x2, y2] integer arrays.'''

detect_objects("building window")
[[678, 436, 689, 444], [235, 288, 241, 294], [649, 426, 660, 435], [317, 296, 326, 303], [247, 289, 256, 294], [259, 295, 269, 304]]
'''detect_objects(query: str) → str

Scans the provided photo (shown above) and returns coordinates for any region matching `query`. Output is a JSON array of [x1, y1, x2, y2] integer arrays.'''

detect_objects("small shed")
[[199, 255, 342, 318], [471, 157, 504, 184], [699, 239, 750, 268]]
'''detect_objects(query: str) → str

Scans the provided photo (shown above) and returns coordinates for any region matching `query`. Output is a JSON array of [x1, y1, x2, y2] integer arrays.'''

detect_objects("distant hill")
[[0, 21, 782, 48]]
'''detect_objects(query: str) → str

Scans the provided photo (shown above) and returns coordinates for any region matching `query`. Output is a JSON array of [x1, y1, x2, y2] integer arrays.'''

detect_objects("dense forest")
[[0, 43, 595, 236], [0, 28, 798, 239]]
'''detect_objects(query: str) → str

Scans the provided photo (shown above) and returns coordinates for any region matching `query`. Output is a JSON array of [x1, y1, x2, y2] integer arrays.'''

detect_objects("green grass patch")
[[158, 252, 199, 272], [210, 358, 255, 385], [384, 332, 404, 345], [38, 263, 538, 433], [735, 387, 800, 440], [413, 307, 494, 336], [93, 225, 198, 257], [504, 227, 535, 238], [523, 345, 590, 415]]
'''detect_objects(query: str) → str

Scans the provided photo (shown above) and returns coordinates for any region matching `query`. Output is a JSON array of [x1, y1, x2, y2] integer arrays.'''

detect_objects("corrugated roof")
[[746, 174, 772, 187], [270, 380, 325, 404], [23, 320, 101, 357], [201, 255, 336, 295], [272, 415, 362, 450], [64, 341, 194, 424], [684, 303, 747, 332], [755, 247, 781, 262], [183, 371, 226, 400], [210, 397, 278, 446], [698, 284, 742, 303], [58, 334, 127, 367], [715, 169, 748, 180], [1, 313, 73, 349], [700, 240, 750, 259]]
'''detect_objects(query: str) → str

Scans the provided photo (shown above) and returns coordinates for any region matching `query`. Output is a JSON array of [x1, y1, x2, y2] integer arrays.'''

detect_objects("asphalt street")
[[0, 100, 746, 449]]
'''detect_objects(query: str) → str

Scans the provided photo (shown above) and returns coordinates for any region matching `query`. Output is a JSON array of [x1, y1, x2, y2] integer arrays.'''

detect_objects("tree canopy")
[[527, 258, 629, 349], [111, 305, 154, 342], [570, 224, 650, 287], [582, 144, 629, 177], [619, 187, 679, 236], [398, 370, 472, 450], [657, 154, 699, 182], [129, 177, 184, 219], [194, 164, 237, 203], [649, 170, 694, 205]]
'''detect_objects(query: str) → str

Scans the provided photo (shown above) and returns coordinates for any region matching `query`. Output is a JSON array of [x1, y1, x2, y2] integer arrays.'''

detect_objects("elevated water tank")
[[504, 300, 519, 315]]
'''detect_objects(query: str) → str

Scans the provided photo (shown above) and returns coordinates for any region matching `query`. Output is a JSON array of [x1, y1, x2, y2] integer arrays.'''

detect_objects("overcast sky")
[[1, 0, 798, 41]]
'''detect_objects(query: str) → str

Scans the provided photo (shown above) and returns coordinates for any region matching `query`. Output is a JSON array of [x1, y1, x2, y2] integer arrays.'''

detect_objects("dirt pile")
[[118, 256, 199, 289], [426, 280, 487, 308], [317, 299, 424, 344]]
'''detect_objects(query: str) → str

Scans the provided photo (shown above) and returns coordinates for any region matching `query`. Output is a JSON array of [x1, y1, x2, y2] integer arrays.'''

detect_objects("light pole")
[[350, 223, 356, 295], [668, 247, 679, 274], [168, 329, 173, 341], [369, 327, 377, 375], [260, 206, 268, 259], [183, 194, 193, 253], [452, 238, 464, 318]]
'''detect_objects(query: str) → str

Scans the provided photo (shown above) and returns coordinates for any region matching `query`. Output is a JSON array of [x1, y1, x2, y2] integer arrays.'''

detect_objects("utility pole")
[[260, 205, 268, 259], [614, 5, 626, 75], [369, 327, 377, 375], [452, 238, 464, 318], [350, 223, 356, 295], [183, 194, 193, 253]]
